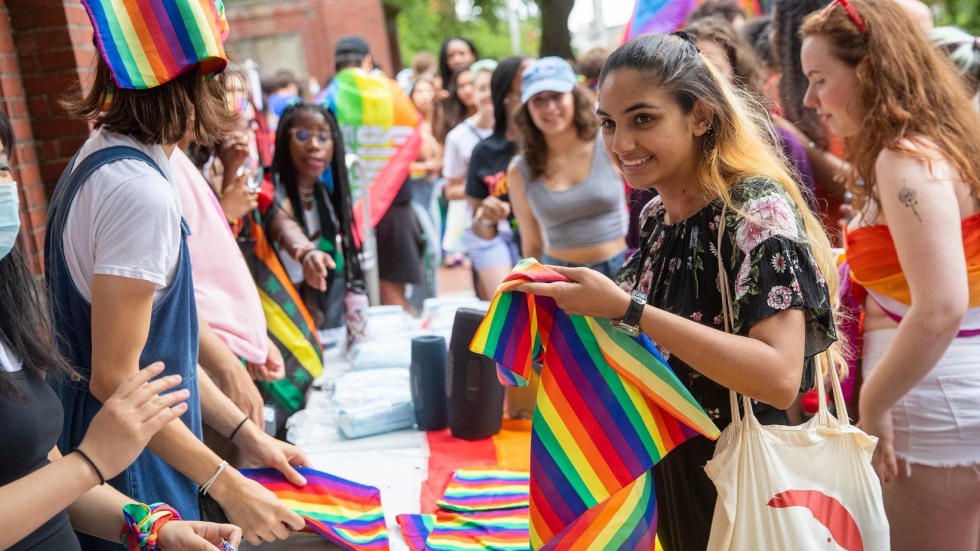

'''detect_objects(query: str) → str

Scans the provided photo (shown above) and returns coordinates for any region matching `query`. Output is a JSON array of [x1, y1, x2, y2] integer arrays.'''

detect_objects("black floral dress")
[[616, 177, 836, 551]]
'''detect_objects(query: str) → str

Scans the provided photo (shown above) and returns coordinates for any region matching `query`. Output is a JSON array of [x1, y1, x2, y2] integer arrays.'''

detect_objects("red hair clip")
[[823, 0, 866, 33]]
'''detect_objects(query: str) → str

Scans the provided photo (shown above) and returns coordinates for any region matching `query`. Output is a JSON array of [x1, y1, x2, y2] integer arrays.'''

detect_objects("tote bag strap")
[[715, 205, 850, 428]]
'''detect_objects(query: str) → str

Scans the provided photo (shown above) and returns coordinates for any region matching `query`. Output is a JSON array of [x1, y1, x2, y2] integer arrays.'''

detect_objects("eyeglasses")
[[288, 127, 331, 146], [823, 0, 865, 33]]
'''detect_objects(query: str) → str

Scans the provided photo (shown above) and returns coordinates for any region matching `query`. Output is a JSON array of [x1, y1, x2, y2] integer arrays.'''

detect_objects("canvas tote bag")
[[705, 208, 889, 551]]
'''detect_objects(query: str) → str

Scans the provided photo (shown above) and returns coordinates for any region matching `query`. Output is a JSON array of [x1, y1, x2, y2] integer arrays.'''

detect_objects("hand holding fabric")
[[511, 264, 631, 319], [236, 424, 310, 487]]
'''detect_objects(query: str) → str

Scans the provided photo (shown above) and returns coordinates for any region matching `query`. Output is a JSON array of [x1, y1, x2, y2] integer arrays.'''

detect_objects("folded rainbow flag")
[[427, 509, 530, 551], [396, 514, 435, 551], [470, 259, 719, 549], [82, 0, 229, 90], [437, 468, 530, 512], [243, 467, 388, 550], [397, 510, 530, 551]]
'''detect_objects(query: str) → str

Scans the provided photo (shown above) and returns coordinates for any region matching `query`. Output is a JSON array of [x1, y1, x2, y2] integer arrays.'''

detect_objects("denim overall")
[[45, 146, 202, 549]]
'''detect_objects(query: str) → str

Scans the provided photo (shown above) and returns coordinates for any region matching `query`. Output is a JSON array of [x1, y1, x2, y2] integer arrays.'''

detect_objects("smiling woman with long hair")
[[268, 102, 358, 347], [509, 57, 629, 279], [513, 33, 842, 550], [802, 2, 980, 548]]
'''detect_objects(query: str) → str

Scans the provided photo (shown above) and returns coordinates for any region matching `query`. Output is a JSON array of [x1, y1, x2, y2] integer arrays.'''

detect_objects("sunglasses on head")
[[823, 0, 865, 32], [288, 127, 331, 146]]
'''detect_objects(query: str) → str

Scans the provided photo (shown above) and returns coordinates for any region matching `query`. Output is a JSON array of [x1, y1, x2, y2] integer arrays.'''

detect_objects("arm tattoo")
[[898, 184, 922, 222]]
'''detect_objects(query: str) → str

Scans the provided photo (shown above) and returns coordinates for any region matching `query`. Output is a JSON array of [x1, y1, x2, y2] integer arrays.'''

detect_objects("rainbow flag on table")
[[624, 0, 768, 41], [397, 509, 530, 551], [82, 0, 229, 90], [243, 467, 388, 550], [318, 68, 422, 237], [437, 468, 530, 512], [470, 259, 719, 549]]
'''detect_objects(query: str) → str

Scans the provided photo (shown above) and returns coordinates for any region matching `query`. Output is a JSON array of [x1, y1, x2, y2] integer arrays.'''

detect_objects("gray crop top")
[[515, 136, 627, 249]]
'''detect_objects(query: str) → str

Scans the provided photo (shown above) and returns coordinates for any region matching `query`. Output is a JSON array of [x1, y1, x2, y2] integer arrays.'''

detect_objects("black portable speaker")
[[410, 335, 448, 431], [447, 307, 504, 440]]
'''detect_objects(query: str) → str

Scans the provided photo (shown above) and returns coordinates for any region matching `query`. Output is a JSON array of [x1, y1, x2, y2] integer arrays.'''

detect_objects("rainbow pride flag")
[[243, 467, 388, 550], [624, 0, 768, 41], [396, 514, 435, 551], [318, 68, 422, 235], [437, 468, 530, 512], [470, 259, 719, 549], [427, 509, 530, 551], [397, 510, 530, 551], [82, 0, 229, 90]]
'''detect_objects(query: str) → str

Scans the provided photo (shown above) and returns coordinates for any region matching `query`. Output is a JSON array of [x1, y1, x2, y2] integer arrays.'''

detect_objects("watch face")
[[630, 289, 647, 303]]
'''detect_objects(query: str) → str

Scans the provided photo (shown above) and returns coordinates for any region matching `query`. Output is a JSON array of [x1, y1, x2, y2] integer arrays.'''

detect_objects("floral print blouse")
[[616, 177, 836, 419]]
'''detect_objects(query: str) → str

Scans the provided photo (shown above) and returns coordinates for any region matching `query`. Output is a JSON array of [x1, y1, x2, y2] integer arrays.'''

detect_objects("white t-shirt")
[[442, 120, 493, 180], [62, 128, 182, 303]]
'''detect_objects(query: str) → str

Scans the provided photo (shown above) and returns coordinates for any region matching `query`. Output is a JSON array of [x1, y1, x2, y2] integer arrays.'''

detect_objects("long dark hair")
[[270, 102, 363, 283], [513, 85, 598, 180], [0, 111, 71, 398], [438, 37, 479, 85], [490, 56, 529, 135], [772, 0, 829, 149], [436, 67, 473, 144]]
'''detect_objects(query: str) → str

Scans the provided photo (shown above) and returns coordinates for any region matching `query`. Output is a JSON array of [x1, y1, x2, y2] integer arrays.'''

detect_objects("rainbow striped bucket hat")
[[82, 0, 230, 90]]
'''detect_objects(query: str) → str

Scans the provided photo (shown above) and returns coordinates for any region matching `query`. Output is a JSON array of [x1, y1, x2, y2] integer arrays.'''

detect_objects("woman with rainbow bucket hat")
[[46, 1, 308, 548]]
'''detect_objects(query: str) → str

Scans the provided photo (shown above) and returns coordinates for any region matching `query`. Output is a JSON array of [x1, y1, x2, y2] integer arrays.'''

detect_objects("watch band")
[[613, 289, 646, 336]]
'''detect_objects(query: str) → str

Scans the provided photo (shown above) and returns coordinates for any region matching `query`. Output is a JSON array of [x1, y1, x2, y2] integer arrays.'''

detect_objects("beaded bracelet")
[[119, 502, 181, 551]]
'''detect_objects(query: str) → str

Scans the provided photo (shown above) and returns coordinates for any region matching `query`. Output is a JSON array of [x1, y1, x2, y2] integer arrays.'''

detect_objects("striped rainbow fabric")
[[470, 259, 719, 549], [317, 68, 422, 234], [82, 0, 229, 90], [397, 510, 530, 551], [624, 0, 767, 40], [242, 467, 389, 550], [396, 514, 435, 551], [437, 468, 530, 512]]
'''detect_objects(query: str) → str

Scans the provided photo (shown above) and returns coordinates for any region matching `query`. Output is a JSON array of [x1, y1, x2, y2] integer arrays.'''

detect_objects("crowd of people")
[[1, 0, 979, 549]]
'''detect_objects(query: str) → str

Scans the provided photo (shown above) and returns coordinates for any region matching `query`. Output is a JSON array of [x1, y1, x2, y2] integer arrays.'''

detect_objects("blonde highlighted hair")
[[599, 32, 847, 377]]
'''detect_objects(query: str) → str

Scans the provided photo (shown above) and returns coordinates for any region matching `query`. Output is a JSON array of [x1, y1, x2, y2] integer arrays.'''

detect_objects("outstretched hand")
[[302, 250, 335, 292], [79, 363, 188, 480], [511, 265, 632, 320]]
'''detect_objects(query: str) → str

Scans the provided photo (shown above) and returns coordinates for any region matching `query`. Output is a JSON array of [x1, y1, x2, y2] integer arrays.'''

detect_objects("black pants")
[[653, 408, 789, 551]]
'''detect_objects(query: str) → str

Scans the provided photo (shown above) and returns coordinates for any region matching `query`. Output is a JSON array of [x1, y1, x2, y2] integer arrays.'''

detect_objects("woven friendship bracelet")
[[119, 502, 181, 551]]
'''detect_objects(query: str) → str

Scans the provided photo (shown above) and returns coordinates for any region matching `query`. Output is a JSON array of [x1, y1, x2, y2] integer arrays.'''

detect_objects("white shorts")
[[864, 329, 980, 468]]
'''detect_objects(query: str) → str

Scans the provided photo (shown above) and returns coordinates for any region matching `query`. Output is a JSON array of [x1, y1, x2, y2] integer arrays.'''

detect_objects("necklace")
[[298, 185, 315, 203]]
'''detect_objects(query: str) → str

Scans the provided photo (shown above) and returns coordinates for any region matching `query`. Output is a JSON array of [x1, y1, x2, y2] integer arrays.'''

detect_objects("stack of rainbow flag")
[[398, 468, 532, 551]]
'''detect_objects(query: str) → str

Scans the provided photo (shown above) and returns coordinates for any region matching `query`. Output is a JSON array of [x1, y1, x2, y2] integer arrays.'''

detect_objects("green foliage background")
[[932, 0, 980, 33], [389, 0, 541, 64]]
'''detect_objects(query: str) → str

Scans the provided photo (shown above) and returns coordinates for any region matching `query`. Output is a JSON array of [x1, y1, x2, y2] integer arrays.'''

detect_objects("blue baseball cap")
[[521, 57, 577, 104]]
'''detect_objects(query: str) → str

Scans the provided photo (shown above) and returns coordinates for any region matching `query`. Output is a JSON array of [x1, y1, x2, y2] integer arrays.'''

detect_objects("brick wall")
[[227, 0, 393, 85], [1, 0, 95, 269]]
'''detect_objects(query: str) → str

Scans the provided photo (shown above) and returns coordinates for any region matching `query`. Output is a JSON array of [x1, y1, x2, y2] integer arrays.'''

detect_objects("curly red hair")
[[801, 0, 980, 213]]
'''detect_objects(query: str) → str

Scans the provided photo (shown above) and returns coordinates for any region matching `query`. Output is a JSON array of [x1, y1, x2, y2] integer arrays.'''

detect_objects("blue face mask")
[[0, 183, 21, 260]]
